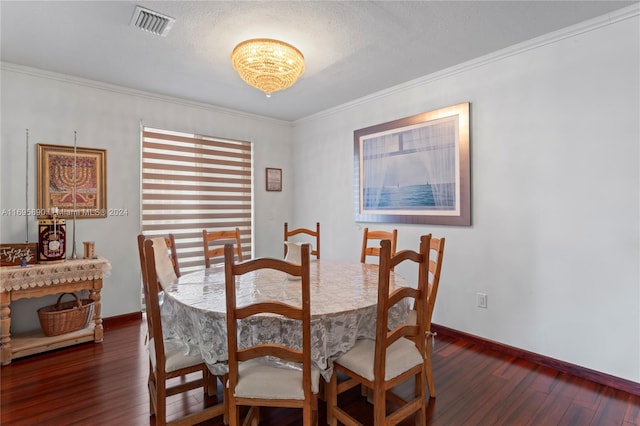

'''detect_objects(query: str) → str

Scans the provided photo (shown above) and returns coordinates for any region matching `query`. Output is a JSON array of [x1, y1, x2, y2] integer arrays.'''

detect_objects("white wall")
[[291, 10, 640, 382], [1, 66, 294, 332]]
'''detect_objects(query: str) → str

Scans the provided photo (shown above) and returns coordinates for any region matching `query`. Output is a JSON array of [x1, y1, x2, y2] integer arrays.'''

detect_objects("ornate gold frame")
[[37, 143, 107, 219]]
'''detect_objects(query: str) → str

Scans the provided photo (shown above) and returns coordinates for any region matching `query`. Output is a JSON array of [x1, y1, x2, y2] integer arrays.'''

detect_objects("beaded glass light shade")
[[231, 38, 305, 97]]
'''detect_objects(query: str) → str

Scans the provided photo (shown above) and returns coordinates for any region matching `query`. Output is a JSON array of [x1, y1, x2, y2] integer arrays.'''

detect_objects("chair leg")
[[317, 377, 326, 401], [148, 381, 155, 415], [253, 407, 260, 426], [417, 402, 427, 426], [416, 369, 427, 425], [156, 380, 167, 426], [242, 406, 259, 426], [203, 368, 217, 397], [221, 375, 230, 425], [148, 362, 156, 415], [312, 399, 319, 426], [302, 406, 313, 426], [327, 371, 337, 426], [425, 343, 436, 398], [373, 385, 386, 425], [228, 398, 240, 426]]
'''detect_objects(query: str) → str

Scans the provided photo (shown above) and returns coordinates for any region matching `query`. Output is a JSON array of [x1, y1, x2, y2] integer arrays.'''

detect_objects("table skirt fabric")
[[161, 261, 410, 381], [162, 295, 408, 380]]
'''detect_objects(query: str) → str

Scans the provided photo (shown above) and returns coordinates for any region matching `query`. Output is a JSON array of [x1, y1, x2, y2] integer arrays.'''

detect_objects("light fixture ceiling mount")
[[231, 38, 305, 97]]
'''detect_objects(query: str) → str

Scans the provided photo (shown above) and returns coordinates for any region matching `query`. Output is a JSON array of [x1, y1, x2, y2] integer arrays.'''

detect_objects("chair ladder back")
[[328, 235, 429, 426], [413, 234, 445, 399], [224, 243, 316, 425], [426, 236, 446, 326], [284, 222, 320, 259], [141, 237, 168, 374], [165, 234, 181, 278], [360, 227, 398, 264], [374, 237, 429, 378], [137, 234, 180, 285], [138, 234, 225, 425], [203, 228, 243, 268]]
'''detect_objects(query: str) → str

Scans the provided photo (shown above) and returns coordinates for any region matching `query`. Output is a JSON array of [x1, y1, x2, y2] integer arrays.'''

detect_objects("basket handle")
[[55, 292, 81, 309]]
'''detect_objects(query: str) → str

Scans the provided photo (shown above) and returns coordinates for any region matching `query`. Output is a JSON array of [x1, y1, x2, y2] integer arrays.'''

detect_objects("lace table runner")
[[0, 257, 112, 292]]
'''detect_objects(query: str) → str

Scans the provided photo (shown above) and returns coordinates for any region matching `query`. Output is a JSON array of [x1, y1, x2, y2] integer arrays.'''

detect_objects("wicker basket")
[[37, 293, 95, 337]]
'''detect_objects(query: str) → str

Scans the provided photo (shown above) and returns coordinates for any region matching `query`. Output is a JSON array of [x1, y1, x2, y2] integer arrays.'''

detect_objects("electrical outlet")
[[477, 293, 487, 309]]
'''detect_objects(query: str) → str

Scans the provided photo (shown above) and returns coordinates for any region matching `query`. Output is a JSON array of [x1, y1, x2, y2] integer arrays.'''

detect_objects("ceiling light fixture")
[[231, 38, 305, 98]]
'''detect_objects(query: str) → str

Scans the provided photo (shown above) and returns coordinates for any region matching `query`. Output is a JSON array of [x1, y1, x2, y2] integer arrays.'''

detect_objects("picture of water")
[[364, 183, 455, 210], [359, 116, 460, 213]]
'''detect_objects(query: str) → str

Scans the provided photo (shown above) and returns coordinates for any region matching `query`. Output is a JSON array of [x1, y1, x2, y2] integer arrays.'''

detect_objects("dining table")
[[160, 259, 411, 381]]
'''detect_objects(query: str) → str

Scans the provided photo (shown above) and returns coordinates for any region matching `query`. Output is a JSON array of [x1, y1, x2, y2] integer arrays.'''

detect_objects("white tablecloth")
[[162, 260, 410, 380]]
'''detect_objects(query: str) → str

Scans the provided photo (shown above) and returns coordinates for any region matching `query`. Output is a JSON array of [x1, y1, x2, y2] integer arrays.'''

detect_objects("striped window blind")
[[142, 127, 253, 272]]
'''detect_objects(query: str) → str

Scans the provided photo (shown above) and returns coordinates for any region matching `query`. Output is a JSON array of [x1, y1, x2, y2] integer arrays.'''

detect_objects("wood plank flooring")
[[2, 318, 639, 425]]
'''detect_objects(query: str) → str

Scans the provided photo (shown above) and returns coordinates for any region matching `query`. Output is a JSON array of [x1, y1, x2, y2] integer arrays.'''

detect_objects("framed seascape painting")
[[354, 102, 470, 225], [37, 144, 108, 218]]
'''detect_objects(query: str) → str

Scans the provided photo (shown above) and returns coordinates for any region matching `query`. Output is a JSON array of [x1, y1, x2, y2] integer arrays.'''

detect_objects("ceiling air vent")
[[129, 6, 175, 37]]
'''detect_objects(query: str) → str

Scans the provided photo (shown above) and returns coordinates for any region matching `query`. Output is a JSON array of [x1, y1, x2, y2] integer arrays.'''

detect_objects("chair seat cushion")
[[335, 337, 423, 381], [149, 338, 204, 373], [234, 358, 321, 400]]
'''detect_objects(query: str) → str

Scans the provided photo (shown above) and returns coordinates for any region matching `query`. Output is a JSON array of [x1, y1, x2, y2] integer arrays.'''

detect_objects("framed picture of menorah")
[[37, 144, 107, 219]]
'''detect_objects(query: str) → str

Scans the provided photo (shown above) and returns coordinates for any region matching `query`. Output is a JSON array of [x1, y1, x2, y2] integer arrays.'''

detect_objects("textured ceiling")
[[1, 1, 636, 121]]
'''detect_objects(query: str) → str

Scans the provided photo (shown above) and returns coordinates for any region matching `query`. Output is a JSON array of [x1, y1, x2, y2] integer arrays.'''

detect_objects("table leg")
[[1, 292, 12, 365], [90, 282, 103, 343]]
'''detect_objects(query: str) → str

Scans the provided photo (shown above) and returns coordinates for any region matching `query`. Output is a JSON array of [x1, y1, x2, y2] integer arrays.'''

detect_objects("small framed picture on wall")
[[266, 167, 282, 192]]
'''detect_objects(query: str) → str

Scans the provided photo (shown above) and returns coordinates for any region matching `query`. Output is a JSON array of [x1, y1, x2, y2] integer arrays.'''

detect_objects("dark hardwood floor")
[[2, 318, 639, 425]]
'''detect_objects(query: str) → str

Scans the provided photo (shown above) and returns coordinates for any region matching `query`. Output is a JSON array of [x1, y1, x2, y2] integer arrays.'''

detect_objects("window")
[[141, 127, 252, 273]]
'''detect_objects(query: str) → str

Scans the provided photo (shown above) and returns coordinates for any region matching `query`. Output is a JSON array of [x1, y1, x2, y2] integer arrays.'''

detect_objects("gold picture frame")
[[37, 143, 107, 219], [266, 167, 282, 192], [354, 102, 470, 225]]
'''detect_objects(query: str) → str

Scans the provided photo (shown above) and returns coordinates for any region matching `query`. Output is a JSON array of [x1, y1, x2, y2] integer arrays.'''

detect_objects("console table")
[[0, 257, 111, 365]]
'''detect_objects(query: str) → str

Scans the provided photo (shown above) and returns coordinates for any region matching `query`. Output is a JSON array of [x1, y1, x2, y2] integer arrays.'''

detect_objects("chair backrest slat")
[[203, 228, 243, 268], [426, 236, 446, 329], [374, 235, 429, 384], [165, 234, 181, 278], [224, 242, 314, 413], [137, 235, 167, 375], [284, 222, 320, 259], [361, 227, 397, 264]]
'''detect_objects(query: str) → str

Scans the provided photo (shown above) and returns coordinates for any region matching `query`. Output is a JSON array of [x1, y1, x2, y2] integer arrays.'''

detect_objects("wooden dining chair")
[[144, 234, 181, 289], [284, 222, 320, 259], [202, 228, 243, 268], [138, 235, 226, 426], [408, 234, 445, 398], [224, 243, 320, 426], [360, 227, 397, 264], [327, 236, 430, 426], [164, 234, 181, 278]]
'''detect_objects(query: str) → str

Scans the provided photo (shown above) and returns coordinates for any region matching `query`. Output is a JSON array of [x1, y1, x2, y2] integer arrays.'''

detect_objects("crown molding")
[[296, 3, 640, 125], [0, 62, 291, 127], [2, 3, 637, 126]]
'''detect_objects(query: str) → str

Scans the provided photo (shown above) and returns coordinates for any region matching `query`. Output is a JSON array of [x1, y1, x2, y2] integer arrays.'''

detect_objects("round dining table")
[[161, 259, 410, 380]]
